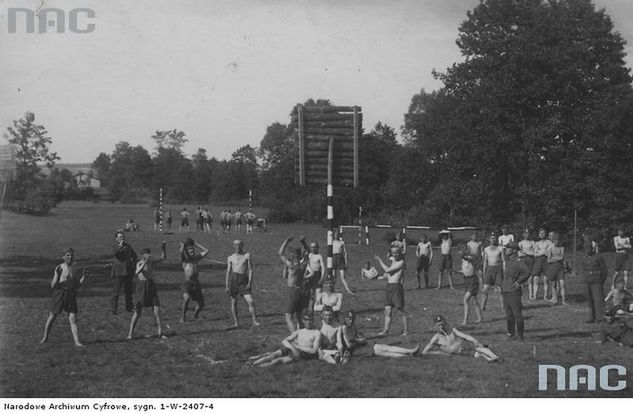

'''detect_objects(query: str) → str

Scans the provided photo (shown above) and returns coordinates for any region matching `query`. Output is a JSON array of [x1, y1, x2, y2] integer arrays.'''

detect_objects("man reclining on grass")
[[421, 315, 500, 362], [246, 312, 321, 367], [598, 307, 633, 347]]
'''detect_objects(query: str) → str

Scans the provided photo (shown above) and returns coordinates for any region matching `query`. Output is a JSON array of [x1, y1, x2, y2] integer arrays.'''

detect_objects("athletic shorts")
[[181, 218, 189, 226], [50, 288, 78, 315], [155, 217, 161, 224], [519, 256, 535, 275], [332, 254, 346, 271], [286, 287, 307, 315], [181, 279, 204, 306], [532, 256, 548, 276], [439, 254, 452, 272], [484, 265, 502, 286], [464, 276, 479, 296], [306, 270, 322, 291], [546, 261, 564, 282], [275, 346, 318, 360], [229, 272, 251, 298], [385, 283, 405, 311], [416, 255, 430, 273], [134, 279, 160, 311], [615, 253, 630, 271]]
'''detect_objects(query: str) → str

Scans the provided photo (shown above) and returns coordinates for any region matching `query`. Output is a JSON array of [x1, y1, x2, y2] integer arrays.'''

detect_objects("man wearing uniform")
[[582, 236, 608, 323], [179, 238, 210, 322], [372, 247, 409, 336], [40, 248, 89, 347], [127, 243, 167, 340], [482, 235, 503, 310], [415, 234, 433, 289], [501, 242, 531, 341], [612, 227, 631, 289], [225, 239, 260, 328], [111, 230, 137, 315], [279, 236, 310, 333], [532, 228, 554, 301]]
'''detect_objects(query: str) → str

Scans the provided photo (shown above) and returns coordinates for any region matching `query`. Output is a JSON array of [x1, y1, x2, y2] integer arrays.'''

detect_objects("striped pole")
[[326, 137, 334, 281], [358, 206, 362, 245], [365, 225, 370, 246], [248, 189, 252, 211], [159, 187, 163, 232]]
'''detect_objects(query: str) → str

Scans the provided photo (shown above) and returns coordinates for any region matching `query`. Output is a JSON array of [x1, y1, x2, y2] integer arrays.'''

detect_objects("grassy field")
[[0, 201, 631, 398]]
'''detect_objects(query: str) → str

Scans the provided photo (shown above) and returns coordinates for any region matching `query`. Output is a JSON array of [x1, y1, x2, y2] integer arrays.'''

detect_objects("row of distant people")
[[149, 207, 266, 233]]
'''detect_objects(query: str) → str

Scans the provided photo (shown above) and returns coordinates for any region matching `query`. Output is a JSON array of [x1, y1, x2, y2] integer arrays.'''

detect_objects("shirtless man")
[[532, 228, 554, 301], [318, 306, 343, 365], [498, 225, 515, 248], [332, 230, 354, 295], [482, 235, 503, 310], [422, 315, 500, 361], [279, 236, 309, 333], [466, 233, 483, 286], [415, 234, 433, 289], [390, 231, 407, 256], [461, 245, 482, 325], [314, 280, 343, 317], [247, 312, 321, 367], [437, 230, 454, 289], [127, 243, 167, 340], [340, 310, 367, 362], [234, 209, 243, 232], [179, 238, 209, 322], [245, 210, 256, 234], [518, 230, 536, 300], [304, 242, 325, 311], [371, 247, 409, 336], [226, 239, 260, 328], [546, 233, 567, 305], [179, 208, 190, 232], [612, 227, 631, 289]]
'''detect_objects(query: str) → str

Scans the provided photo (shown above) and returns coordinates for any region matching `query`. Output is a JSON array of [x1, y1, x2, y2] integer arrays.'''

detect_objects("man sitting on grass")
[[246, 312, 321, 367], [318, 306, 343, 365], [421, 315, 500, 362], [598, 307, 633, 347]]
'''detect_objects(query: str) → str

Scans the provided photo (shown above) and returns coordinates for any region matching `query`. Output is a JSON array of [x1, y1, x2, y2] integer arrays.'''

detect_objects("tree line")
[[4, 0, 633, 244]]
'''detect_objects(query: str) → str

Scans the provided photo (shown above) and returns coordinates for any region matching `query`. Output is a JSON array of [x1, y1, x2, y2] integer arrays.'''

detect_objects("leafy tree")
[[151, 129, 188, 153], [91, 152, 111, 188], [3, 112, 59, 202], [405, 0, 633, 229], [107, 141, 154, 202]]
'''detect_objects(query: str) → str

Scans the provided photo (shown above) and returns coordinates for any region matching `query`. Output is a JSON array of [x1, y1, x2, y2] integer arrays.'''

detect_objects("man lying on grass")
[[246, 312, 321, 367], [421, 315, 500, 362]]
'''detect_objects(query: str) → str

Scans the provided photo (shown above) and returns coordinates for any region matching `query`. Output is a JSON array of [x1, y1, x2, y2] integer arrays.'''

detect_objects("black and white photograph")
[[1, 0, 633, 405]]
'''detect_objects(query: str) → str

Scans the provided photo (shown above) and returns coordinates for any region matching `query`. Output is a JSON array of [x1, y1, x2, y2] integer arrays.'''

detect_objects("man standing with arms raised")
[[226, 239, 260, 328], [279, 236, 309, 333], [111, 230, 137, 315]]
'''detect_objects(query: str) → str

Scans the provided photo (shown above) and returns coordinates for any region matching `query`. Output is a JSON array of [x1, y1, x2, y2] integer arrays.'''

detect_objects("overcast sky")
[[1, 0, 632, 163]]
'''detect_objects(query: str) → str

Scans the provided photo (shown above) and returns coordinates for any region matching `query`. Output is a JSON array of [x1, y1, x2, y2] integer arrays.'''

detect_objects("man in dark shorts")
[[127, 243, 167, 340], [279, 236, 310, 333], [245, 210, 256, 234], [501, 242, 531, 340], [166, 210, 173, 231], [153, 208, 161, 231], [612, 227, 631, 289], [437, 230, 454, 289], [304, 241, 325, 311], [482, 235, 503, 310], [246, 312, 321, 367], [111, 230, 137, 315], [225, 239, 260, 328], [371, 247, 409, 336], [461, 245, 482, 325], [180, 238, 210, 322], [179, 208, 190, 232], [40, 248, 89, 347]]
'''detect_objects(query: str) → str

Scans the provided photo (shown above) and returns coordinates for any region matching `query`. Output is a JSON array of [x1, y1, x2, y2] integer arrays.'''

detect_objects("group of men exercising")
[[153, 207, 260, 234], [40, 224, 632, 365]]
